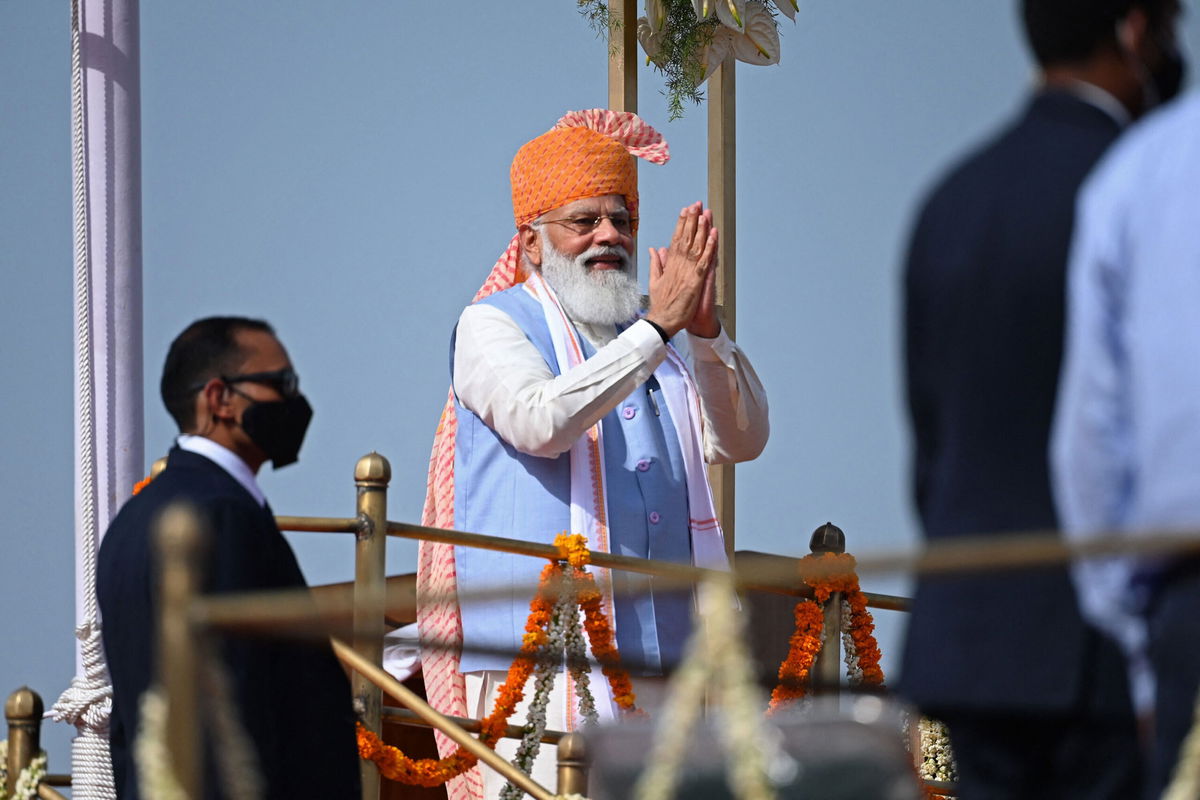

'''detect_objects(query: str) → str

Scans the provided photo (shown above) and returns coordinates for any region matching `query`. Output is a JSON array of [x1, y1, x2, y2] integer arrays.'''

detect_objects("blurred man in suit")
[[98, 317, 360, 799], [900, 1, 1183, 796]]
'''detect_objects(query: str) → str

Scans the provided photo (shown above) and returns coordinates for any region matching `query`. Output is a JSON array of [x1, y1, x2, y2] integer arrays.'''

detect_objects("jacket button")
[[622, 406, 637, 420], [636, 459, 651, 472], [649, 511, 661, 524]]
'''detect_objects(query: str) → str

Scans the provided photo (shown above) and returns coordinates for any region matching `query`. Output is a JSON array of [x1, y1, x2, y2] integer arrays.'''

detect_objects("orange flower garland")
[[132, 475, 153, 495], [357, 533, 642, 786], [766, 598, 825, 712], [767, 552, 885, 714]]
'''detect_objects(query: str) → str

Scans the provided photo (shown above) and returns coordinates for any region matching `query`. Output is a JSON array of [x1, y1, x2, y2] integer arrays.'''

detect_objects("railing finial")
[[556, 731, 590, 796], [150, 455, 169, 480], [809, 521, 846, 555], [6, 686, 45, 796], [354, 452, 391, 486]]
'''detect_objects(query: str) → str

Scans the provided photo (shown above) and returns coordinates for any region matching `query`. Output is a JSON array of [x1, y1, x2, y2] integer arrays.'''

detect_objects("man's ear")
[[518, 224, 543, 270], [1117, 7, 1149, 58], [199, 377, 235, 426]]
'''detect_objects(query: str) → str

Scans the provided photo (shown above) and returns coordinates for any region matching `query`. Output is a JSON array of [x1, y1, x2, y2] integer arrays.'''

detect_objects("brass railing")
[[144, 451, 917, 800], [4, 688, 71, 800], [25, 450, 1200, 797]]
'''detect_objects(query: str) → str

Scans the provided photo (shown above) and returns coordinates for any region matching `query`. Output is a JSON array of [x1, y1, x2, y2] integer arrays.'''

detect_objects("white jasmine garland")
[[502, 568, 603, 800], [133, 689, 188, 800], [839, 598, 863, 687], [916, 717, 958, 783], [634, 577, 780, 800], [632, 632, 708, 800], [0, 740, 49, 800], [562, 603, 600, 727], [501, 599, 567, 800], [710, 583, 781, 800]]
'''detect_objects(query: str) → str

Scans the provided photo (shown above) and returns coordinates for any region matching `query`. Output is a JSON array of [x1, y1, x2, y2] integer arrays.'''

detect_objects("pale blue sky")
[[4, 0, 1198, 777]]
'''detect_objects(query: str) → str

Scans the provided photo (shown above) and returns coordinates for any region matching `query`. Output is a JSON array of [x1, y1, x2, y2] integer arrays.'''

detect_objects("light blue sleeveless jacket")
[[453, 286, 694, 674]]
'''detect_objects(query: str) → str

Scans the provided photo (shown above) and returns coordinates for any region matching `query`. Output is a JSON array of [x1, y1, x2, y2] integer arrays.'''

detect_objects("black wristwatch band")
[[644, 319, 670, 344]]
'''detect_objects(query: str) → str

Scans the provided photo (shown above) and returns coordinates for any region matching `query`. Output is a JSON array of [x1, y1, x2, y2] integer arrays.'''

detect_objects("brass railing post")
[[157, 502, 205, 799], [5, 687, 43, 797], [353, 453, 390, 800], [556, 732, 589, 796], [810, 522, 845, 696]]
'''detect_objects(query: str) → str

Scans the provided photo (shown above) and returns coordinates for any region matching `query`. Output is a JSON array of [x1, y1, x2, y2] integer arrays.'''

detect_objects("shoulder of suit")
[[133, 457, 265, 520]]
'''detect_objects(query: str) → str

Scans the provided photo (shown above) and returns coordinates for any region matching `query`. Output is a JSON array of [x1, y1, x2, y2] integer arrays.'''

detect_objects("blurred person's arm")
[[1050, 175, 1153, 713]]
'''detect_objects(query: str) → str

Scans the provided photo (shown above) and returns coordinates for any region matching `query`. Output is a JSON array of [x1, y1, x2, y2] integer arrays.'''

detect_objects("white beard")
[[538, 236, 642, 326]]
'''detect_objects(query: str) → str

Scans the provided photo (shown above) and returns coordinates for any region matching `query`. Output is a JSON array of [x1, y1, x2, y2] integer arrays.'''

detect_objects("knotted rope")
[[48, 4, 117, 797]]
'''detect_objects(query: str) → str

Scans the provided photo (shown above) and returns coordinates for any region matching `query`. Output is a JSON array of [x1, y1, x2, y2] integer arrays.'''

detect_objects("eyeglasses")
[[189, 368, 300, 398], [223, 368, 300, 398], [539, 213, 637, 236]]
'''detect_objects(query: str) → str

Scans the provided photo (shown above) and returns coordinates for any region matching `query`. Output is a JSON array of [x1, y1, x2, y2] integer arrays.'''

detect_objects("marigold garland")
[[132, 474, 153, 495], [766, 597, 824, 711], [357, 533, 642, 786], [767, 552, 885, 714]]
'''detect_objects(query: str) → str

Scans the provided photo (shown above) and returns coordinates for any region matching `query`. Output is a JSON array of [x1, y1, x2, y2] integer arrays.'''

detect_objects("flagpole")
[[54, 1, 144, 797]]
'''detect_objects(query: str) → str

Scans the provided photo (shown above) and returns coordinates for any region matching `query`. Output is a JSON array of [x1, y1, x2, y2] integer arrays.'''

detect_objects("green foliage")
[[654, 2, 719, 119], [577, 0, 720, 120], [577, 0, 611, 35]]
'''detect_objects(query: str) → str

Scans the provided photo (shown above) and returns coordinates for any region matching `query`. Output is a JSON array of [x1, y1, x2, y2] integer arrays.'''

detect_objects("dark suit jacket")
[[98, 448, 361, 799], [899, 90, 1132, 715]]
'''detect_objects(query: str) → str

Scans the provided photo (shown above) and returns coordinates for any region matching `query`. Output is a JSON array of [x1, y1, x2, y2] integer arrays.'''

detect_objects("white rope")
[[48, 3, 117, 797]]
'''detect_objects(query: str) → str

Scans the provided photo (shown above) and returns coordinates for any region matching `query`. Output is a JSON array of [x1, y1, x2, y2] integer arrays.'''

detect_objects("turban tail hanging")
[[416, 109, 667, 799]]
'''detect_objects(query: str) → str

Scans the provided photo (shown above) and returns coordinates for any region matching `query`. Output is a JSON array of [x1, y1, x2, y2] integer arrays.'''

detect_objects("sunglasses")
[[190, 367, 300, 399]]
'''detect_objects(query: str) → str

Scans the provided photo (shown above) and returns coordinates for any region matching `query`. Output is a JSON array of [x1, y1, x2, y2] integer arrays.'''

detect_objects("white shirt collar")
[[1065, 80, 1131, 129], [176, 434, 267, 507]]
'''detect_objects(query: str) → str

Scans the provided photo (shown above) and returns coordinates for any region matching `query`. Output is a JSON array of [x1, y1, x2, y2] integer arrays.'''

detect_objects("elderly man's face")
[[519, 193, 642, 326], [532, 194, 634, 266]]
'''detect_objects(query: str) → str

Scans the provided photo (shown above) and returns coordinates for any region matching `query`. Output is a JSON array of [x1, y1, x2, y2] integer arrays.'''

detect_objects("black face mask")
[[240, 394, 313, 469]]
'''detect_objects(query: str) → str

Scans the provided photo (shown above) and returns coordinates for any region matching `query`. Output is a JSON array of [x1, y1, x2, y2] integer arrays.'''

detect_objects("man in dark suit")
[[98, 317, 361, 799], [900, 1, 1183, 796]]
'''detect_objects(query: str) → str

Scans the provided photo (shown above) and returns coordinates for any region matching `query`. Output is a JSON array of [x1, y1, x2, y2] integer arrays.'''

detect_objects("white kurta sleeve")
[[685, 328, 770, 464], [453, 303, 666, 458]]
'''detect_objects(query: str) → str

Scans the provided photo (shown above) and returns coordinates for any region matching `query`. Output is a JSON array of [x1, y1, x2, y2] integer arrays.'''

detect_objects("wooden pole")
[[353, 453, 390, 800], [609, 0, 639, 277], [707, 55, 737, 556], [607, 0, 637, 113]]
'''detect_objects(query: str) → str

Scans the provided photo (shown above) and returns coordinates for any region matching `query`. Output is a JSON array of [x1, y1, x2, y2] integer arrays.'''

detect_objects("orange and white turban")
[[511, 108, 671, 232]]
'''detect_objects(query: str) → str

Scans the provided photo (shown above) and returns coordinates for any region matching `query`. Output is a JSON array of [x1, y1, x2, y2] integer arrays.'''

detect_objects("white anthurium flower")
[[691, 0, 715, 20], [637, 16, 665, 66], [645, 0, 667, 33], [700, 26, 734, 81], [714, 0, 747, 32], [731, 0, 780, 65], [771, 0, 798, 21]]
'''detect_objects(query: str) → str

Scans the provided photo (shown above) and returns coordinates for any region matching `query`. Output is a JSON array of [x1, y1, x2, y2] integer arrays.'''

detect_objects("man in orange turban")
[[417, 109, 769, 799]]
